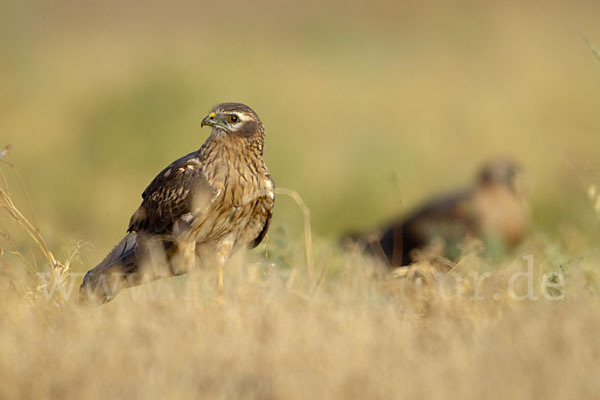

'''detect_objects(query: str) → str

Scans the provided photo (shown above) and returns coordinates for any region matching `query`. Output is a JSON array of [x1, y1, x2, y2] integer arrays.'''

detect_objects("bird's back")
[[378, 189, 475, 266]]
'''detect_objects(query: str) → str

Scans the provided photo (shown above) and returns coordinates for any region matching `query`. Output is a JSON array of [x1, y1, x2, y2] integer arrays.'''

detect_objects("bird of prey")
[[345, 159, 528, 267], [80, 102, 274, 303]]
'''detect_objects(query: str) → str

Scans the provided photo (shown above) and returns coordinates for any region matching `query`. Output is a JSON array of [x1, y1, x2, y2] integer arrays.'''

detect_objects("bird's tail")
[[79, 232, 139, 304]]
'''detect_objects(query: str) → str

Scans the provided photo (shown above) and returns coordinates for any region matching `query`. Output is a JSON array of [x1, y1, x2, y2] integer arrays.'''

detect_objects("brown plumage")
[[80, 102, 274, 302], [346, 159, 528, 267]]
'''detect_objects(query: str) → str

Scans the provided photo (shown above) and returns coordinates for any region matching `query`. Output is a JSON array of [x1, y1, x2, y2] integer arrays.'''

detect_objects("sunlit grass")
[[2, 142, 600, 398]]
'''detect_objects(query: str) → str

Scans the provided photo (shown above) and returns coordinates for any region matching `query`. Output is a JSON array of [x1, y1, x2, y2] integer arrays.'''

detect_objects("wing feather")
[[128, 151, 212, 235]]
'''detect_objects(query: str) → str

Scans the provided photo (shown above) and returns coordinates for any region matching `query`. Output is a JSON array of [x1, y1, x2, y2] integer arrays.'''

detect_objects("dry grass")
[[2, 151, 600, 399], [2, 246, 600, 399]]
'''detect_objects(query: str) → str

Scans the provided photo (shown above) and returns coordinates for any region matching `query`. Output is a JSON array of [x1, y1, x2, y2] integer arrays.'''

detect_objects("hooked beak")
[[201, 112, 216, 128]]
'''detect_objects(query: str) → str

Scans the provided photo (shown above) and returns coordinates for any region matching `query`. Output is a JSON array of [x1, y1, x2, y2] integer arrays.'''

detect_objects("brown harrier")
[[80, 103, 274, 302], [346, 159, 528, 267]]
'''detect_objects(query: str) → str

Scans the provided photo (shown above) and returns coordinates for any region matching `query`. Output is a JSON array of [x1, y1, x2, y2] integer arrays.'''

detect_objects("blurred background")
[[2, 0, 600, 270]]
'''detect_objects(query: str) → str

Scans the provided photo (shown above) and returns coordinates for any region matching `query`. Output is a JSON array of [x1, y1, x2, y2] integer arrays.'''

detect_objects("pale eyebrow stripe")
[[235, 112, 252, 122]]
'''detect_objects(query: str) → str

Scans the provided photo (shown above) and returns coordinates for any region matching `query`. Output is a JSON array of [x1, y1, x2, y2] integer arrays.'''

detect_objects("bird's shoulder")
[[128, 151, 212, 234], [141, 151, 204, 198]]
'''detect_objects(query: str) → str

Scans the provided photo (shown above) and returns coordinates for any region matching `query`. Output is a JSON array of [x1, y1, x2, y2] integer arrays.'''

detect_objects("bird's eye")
[[228, 115, 239, 123]]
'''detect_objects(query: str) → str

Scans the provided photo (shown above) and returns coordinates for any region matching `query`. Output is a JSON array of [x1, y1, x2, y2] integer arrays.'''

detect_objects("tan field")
[[1, 0, 600, 398]]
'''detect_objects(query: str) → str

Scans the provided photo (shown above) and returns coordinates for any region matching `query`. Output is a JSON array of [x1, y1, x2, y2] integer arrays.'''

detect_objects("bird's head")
[[477, 158, 526, 195], [201, 102, 263, 138]]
